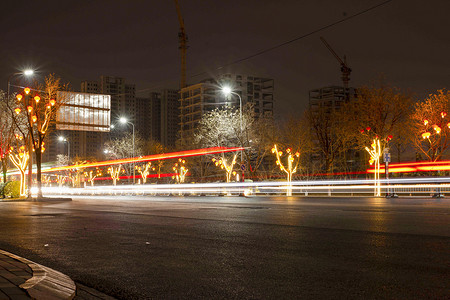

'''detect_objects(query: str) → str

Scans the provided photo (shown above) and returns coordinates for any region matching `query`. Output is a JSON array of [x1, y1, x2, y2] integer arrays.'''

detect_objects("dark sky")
[[1, 0, 449, 119]]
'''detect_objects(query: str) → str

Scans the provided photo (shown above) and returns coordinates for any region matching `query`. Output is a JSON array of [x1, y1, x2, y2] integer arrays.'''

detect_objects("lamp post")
[[7, 70, 34, 198], [58, 136, 70, 165], [7, 70, 34, 98], [222, 86, 244, 181], [119, 117, 135, 184]]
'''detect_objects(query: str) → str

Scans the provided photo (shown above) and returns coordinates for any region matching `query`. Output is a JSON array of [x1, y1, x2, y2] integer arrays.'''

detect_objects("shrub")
[[0, 182, 6, 197], [4, 181, 21, 198]]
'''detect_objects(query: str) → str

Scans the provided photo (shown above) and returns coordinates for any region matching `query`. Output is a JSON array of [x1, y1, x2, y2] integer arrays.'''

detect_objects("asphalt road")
[[0, 196, 448, 299]]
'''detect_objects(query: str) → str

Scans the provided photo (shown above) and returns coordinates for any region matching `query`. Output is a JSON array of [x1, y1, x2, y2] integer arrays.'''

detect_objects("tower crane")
[[174, 0, 188, 89], [320, 36, 352, 89]]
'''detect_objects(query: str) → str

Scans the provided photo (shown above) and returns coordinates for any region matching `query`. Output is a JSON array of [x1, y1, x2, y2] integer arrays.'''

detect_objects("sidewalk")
[[0, 251, 31, 299], [0, 250, 77, 299]]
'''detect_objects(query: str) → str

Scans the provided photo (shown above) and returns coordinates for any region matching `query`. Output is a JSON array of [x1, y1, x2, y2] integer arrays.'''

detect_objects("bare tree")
[[195, 104, 275, 180], [0, 91, 15, 186], [104, 132, 144, 181]]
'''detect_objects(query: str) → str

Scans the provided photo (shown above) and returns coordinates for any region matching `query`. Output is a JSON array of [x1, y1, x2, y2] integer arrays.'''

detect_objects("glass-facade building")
[[56, 91, 110, 132]]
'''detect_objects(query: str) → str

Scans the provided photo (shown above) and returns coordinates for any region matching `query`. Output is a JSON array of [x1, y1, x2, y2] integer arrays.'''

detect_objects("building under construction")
[[178, 73, 274, 147]]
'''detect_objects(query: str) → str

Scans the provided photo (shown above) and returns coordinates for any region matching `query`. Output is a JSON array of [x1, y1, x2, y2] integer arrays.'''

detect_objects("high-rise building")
[[308, 86, 360, 173], [309, 86, 355, 113], [147, 89, 179, 148], [178, 73, 274, 146], [82, 76, 136, 127]]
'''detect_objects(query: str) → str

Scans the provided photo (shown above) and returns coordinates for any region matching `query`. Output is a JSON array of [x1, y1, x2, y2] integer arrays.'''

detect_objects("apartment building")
[[178, 73, 274, 146]]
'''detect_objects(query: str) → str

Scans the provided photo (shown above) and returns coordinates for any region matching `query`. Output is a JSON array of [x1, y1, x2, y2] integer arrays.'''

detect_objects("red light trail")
[[42, 147, 244, 173]]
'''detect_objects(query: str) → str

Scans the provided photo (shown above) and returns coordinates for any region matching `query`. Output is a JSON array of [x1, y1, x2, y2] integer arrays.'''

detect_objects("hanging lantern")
[[34, 95, 40, 103], [27, 106, 33, 113], [422, 132, 431, 139], [16, 94, 23, 101], [24, 88, 30, 94], [14, 108, 21, 114], [441, 112, 447, 118], [434, 126, 441, 134], [49, 99, 56, 106], [32, 115, 37, 123], [423, 120, 429, 125]]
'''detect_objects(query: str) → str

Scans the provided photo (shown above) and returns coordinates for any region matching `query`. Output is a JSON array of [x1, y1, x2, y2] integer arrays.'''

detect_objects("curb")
[[0, 250, 76, 299]]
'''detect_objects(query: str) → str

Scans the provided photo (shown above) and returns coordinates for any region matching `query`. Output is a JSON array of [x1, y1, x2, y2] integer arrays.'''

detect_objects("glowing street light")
[[7, 69, 34, 98], [221, 86, 244, 180], [58, 136, 70, 164], [119, 117, 135, 184]]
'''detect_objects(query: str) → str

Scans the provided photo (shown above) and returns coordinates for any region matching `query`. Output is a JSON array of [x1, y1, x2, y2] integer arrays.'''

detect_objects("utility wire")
[[189, 0, 393, 79], [116, 0, 394, 96]]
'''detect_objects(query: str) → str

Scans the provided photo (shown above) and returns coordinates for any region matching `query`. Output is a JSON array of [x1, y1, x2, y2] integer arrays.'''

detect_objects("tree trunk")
[[35, 145, 43, 198], [1, 158, 7, 198], [1, 158, 7, 184]]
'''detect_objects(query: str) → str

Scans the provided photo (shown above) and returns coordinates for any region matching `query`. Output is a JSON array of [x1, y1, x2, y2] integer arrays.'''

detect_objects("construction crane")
[[320, 36, 352, 89], [174, 0, 188, 89]]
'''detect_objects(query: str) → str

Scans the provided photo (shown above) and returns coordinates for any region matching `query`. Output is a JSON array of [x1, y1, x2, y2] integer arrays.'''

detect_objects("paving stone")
[[2, 286, 27, 295], [0, 290, 9, 300], [0, 282, 15, 288]]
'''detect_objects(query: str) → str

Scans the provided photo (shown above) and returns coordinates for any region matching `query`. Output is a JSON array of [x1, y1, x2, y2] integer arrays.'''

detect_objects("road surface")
[[0, 196, 448, 299]]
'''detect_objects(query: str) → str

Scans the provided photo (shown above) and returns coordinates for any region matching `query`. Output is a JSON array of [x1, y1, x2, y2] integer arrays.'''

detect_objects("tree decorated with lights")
[[84, 168, 102, 186], [338, 83, 412, 163], [69, 158, 87, 188], [271, 144, 300, 196], [12, 74, 69, 197], [172, 159, 188, 183], [212, 153, 237, 183], [410, 89, 450, 161], [8, 141, 29, 197], [56, 174, 66, 188], [136, 162, 154, 184], [107, 165, 122, 186], [359, 127, 393, 196]]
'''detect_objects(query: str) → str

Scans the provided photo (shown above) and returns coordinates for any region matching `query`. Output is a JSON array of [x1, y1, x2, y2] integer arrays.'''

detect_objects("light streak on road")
[[40, 177, 450, 197]]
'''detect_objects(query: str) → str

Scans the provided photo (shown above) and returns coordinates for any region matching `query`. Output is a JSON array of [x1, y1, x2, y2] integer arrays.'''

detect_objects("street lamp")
[[222, 86, 244, 180], [119, 117, 135, 184], [58, 136, 70, 164], [7, 69, 34, 98]]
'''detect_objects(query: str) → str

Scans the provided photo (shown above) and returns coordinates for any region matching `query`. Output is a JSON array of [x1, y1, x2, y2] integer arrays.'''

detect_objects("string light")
[[107, 165, 122, 186], [271, 144, 300, 196], [365, 138, 382, 196], [172, 159, 188, 183], [212, 154, 237, 183]]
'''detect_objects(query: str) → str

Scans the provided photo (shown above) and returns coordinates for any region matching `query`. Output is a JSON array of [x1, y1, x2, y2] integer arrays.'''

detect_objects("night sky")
[[1, 0, 449, 119]]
